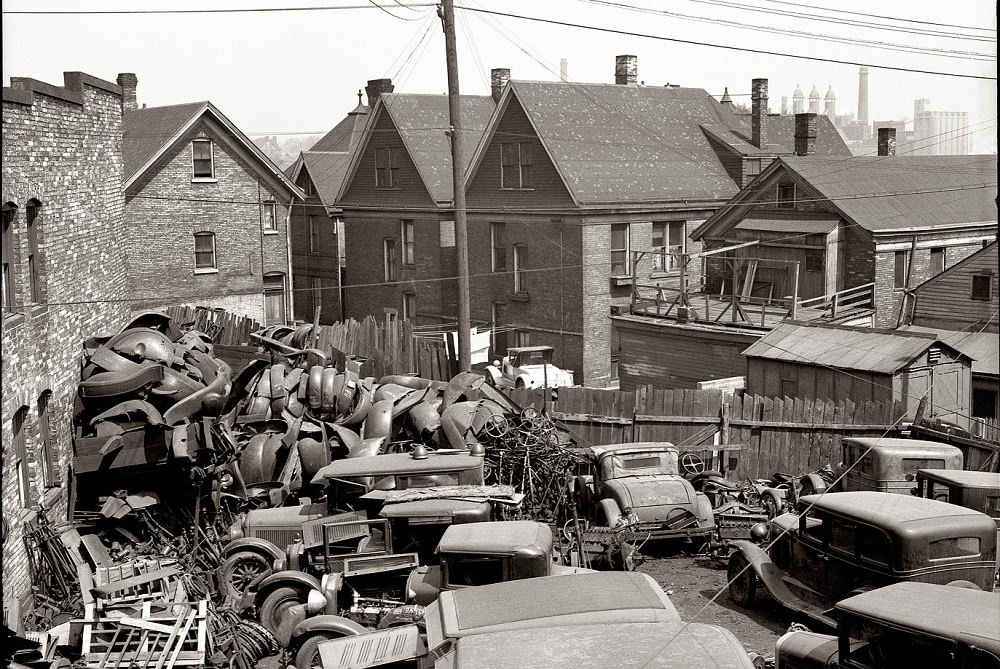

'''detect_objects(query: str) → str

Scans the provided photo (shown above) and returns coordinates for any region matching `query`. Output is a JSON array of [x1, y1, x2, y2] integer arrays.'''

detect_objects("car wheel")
[[295, 633, 338, 669], [219, 551, 270, 600], [260, 586, 307, 636], [728, 552, 757, 607], [945, 579, 981, 590]]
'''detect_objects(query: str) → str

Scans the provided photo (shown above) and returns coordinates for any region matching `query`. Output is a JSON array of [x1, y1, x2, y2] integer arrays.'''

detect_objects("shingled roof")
[[781, 155, 998, 233], [300, 151, 352, 207], [309, 103, 369, 153]]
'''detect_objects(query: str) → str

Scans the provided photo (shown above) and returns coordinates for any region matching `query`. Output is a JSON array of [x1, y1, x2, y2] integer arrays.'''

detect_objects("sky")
[[3, 0, 997, 153]]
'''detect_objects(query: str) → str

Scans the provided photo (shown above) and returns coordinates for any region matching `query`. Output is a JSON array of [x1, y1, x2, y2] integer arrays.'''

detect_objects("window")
[[304, 177, 315, 197], [308, 215, 320, 253], [375, 147, 400, 188], [514, 330, 530, 347], [828, 518, 856, 555], [780, 379, 798, 398], [38, 391, 56, 487], [262, 201, 277, 232], [652, 221, 685, 272], [856, 525, 891, 566], [13, 406, 30, 507], [805, 250, 824, 273], [610, 223, 630, 275], [402, 291, 416, 321], [26, 199, 41, 303], [401, 220, 415, 266], [972, 387, 997, 419], [777, 182, 795, 209], [929, 537, 980, 560], [384, 239, 397, 282], [445, 556, 505, 587], [513, 244, 527, 294], [192, 139, 214, 179], [263, 273, 285, 325], [971, 274, 992, 301], [2, 203, 15, 309], [194, 232, 216, 270], [893, 250, 910, 289], [500, 142, 533, 189], [490, 222, 506, 272], [744, 158, 761, 179], [929, 247, 945, 275]]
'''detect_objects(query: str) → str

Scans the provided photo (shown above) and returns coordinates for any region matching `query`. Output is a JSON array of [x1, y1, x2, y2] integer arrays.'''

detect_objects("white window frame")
[[513, 244, 527, 294], [652, 221, 685, 273], [610, 223, 631, 276], [192, 139, 215, 180], [401, 220, 415, 266], [262, 201, 277, 232], [194, 231, 217, 272]]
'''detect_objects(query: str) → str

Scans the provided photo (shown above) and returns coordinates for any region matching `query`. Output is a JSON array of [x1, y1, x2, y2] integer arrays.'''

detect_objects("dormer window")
[[777, 182, 795, 209], [192, 139, 215, 179]]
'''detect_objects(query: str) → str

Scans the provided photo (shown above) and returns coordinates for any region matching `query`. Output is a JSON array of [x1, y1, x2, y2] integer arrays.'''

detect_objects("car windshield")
[[607, 454, 672, 477], [513, 350, 549, 366]]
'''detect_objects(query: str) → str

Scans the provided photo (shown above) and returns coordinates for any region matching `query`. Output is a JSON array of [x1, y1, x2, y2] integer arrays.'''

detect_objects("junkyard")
[[3, 1, 999, 667]]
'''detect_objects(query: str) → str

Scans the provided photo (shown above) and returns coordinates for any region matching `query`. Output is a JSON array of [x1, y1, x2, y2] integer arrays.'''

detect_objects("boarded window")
[[194, 232, 216, 269], [192, 139, 214, 178]]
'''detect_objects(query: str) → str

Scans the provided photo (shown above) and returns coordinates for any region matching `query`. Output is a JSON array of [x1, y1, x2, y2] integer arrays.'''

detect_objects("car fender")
[[221, 537, 285, 564], [483, 365, 503, 386], [289, 614, 368, 644], [514, 372, 534, 388], [799, 473, 828, 496], [694, 492, 715, 525], [255, 570, 322, 607], [407, 565, 443, 606], [730, 540, 797, 606]]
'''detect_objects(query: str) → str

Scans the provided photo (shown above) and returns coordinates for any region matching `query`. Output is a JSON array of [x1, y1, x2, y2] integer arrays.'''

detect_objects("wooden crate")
[[93, 559, 181, 605], [80, 600, 207, 668]]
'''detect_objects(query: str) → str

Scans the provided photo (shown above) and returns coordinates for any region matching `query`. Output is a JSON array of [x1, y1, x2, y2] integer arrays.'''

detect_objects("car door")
[[786, 510, 829, 595]]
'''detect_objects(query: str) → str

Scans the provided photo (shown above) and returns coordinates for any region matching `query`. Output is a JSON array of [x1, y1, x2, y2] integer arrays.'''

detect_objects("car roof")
[[379, 499, 491, 518], [447, 621, 754, 668], [315, 452, 483, 480], [841, 437, 963, 457], [916, 469, 1000, 489], [837, 582, 1000, 643], [442, 572, 679, 633], [436, 520, 549, 553], [800, 491, 990, 524], [590, 442, 677, 457], [507, 346, 553, 353]]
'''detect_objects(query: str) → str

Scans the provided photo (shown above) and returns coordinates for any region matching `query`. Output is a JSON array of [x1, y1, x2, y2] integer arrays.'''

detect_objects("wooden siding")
[[615, 318, 758, 391], [747, 358, 890, 404], [911, 242, 999, 330], [465, 97, 576, 210]]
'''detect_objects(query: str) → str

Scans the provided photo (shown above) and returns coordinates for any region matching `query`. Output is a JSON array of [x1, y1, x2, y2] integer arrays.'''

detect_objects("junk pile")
[[13, 314, 584, 668]]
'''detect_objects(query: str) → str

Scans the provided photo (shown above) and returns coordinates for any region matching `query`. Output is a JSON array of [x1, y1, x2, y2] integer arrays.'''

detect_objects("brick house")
[[901, 240, 999, 424], [691, 151, 998, 329], [120, 74, 303, 326], [2, 72, 131, 617], [285, 82, 379, 323], [338, 59, 850, 386]]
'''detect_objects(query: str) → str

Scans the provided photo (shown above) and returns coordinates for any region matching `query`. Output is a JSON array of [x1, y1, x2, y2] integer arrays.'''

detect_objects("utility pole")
[[441, 0, 471, 372]]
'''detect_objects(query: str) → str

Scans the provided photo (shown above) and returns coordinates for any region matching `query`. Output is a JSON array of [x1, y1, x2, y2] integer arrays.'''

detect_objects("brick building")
[[2, 72, 131, 615], [120, 75, 302, 326], [338, 59, 849, 386], [285, 83, 375, 323]]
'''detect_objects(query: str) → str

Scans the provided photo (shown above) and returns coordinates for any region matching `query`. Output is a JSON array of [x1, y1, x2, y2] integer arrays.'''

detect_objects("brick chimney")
[[751, 78, 768, 148], [491, 68, 510, 104], [365, 78, 394, 107], [116, 73, 138, 112], [877, 127, 896, 156], [794, 113, 817, 156], [615, 55, 637, 85]]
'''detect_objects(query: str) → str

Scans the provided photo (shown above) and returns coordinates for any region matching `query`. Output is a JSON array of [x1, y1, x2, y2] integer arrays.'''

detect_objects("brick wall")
[[124, 121, 291, 324], [2, 73, 130, 610], [290, 169, 341, 324]]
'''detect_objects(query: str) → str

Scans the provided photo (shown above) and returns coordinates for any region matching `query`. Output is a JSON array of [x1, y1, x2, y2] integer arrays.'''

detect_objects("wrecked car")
[[483, 345, 574, 390], [913, 468, 1000, 529], [838, 437, 963, 494], [774, 581, 1000, 668], [727, 491, 998, 628]]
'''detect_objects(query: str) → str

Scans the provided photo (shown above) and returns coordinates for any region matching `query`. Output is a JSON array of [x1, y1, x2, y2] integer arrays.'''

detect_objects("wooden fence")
[[508, 386, 909, 479]]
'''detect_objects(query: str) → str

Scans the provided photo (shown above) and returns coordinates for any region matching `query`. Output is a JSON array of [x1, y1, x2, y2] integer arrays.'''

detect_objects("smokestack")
[[615, 55, 637, 85], [794, 113, 817, 156], [781, 96, 789, 115], [365, 78, 394, 107], [116, 73, 138, 113], [857, 67, 869, 126], [560, 58, 568, 82], [751, 78, 768, 148], [877, 127, 896, 156], [491, 68, 510, 104]]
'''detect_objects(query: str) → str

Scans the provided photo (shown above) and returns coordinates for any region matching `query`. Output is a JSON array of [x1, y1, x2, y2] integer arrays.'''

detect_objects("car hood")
[[605, 476, 694, 516], [519, 364, 572, 386]]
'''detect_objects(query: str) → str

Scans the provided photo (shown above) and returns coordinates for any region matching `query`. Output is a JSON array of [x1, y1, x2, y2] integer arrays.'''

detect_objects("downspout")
[[258, 180, 267, 321], [285, 198, 295, 324]]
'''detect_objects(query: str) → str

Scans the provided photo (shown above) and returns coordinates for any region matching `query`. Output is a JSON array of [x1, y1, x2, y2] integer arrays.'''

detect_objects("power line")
[[1, 3, 437, 14]]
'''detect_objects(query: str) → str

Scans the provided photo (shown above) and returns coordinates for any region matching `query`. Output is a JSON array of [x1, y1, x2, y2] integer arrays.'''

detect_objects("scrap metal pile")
[[12, 313, 583, 668]]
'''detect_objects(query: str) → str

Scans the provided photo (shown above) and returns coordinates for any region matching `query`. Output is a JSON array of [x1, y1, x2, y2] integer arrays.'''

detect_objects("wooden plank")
[[90, 567, 179, 597], [118, 618, 175, 634], [547, 412, 632, 425]]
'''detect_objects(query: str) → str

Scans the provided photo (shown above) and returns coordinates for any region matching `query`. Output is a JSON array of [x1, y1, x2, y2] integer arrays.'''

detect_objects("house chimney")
[[877, 127, 896, 156], [794, 112, 817, 156], [365, 78, 394, 107], [116, 73, 138, 112], [751, 78, 768, 148], [491, 68, 510, 104], [615, 55, 637, 85]]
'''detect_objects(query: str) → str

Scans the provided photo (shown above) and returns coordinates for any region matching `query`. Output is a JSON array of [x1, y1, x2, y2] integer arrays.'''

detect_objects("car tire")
[[945, 579, 981, 590], [219, 551, 271, 601], [295, 633, 339, 669], [260, 586, 306, 636], [728, 552, 757, 607]]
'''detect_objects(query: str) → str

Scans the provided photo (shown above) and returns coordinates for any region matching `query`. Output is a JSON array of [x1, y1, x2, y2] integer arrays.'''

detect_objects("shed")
[[743, 322, 972, 426]]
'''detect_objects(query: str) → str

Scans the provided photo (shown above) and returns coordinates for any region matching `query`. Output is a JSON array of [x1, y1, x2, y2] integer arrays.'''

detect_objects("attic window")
[[744, 158, 761, 179], [500, 142, 533, 189], [971, 274, 992, 301], [777, 182, 795, 209], [192, 139, 215, 179], [375, 147, 400, 188]]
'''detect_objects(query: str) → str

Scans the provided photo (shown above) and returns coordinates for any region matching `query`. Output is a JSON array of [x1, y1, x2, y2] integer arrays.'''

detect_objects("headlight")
[[306, 589, 326, 615], [219, 471, 234, 490], [227, 523, 244, 541]]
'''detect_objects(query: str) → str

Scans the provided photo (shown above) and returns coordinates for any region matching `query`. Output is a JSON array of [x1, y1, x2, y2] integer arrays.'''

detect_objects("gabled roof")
[[339, 93, 496, 205], [123, 101, 302, 199], [466, 81, 850, 207], [309, 103, 369, 153], [901, 325, 999, 376], [743, 321, 968, 374], [300, 151, 352, 207]]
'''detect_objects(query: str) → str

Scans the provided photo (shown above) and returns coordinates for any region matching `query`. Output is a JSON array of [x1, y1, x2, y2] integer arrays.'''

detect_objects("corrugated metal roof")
[[782, 155, 998, 232], [743, 322, 945, 373], [301, 151, 352, 207], [122, 102, 206, 179], [736, 216, 839, 233], [381, 94, 497, 203]]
